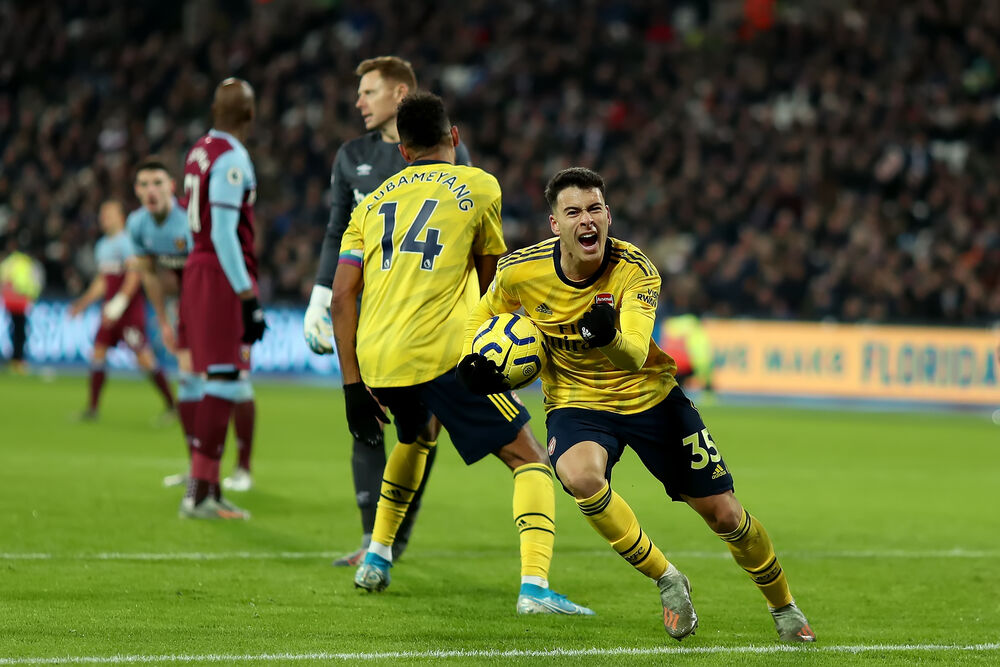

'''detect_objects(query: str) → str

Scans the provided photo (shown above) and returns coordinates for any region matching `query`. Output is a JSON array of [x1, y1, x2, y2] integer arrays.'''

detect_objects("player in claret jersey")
[[69, 199, 175, 420], [177, 78, 265, 520], [461, 168, 815, 643]]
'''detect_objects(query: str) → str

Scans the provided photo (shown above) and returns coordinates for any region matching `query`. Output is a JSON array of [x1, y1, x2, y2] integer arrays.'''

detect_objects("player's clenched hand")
[[240, 296, 267, 343], [343, 382, 389, 447], [456, 353, 510, 395], [578, 303, 617, 347], [304, 285, 334, 354]]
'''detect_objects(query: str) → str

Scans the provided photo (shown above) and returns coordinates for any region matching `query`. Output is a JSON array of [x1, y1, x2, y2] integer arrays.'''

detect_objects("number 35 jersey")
[[339, 159, 507, 388]]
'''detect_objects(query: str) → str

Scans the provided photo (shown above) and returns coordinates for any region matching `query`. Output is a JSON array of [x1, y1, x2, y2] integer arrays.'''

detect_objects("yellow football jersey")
[[467, 237, 677, 414], [340, 160, 507, 387]]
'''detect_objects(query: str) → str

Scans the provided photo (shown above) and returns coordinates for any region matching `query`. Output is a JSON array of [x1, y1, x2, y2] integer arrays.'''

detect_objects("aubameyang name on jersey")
[[543, 323, 595, 353], [366, 170, 474, 211]]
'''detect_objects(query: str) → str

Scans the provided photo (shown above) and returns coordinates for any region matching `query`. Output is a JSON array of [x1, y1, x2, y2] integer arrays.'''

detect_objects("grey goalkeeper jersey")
[[314, 131, 472, 288]]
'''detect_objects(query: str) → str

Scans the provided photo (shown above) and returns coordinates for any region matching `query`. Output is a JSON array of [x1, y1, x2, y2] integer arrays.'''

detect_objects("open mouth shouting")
[[578, 230, 601, 253]]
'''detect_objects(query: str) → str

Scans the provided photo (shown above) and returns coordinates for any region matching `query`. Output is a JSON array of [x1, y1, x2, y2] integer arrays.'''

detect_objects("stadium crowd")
[[1, 0, 999, 324]]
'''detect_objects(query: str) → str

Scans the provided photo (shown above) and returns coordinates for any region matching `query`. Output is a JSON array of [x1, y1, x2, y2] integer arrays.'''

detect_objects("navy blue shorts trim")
[[544, 387, 734, 501], [372, 369, 530, 465]]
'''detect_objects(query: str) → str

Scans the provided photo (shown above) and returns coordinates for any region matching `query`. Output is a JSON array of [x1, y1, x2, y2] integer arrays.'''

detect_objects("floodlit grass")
[[1, 372, 998, 665]]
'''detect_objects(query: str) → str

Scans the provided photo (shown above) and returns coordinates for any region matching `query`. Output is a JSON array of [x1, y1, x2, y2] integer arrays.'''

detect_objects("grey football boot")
[[770, 602, 816, 642], [656, 565, 699, 640]]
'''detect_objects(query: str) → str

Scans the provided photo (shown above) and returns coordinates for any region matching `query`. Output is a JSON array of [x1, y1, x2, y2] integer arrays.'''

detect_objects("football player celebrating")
[[461, 168, 815, 642]]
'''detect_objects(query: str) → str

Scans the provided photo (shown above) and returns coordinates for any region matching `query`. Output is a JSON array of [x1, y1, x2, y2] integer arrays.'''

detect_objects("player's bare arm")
[[330, 261, 387, 446], [473, 254, 500, 296], [133, 255, 174, 351], [68, 275, 107, 317], [330, 262, 364, 385]]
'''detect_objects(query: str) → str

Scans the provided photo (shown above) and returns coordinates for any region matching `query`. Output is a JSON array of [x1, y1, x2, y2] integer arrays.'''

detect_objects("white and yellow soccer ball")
[[471, 312, 547, 390]]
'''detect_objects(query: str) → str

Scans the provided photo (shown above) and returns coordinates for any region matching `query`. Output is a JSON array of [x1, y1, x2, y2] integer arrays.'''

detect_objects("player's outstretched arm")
[[304, 150, 353, 354], [68, 275, 107, 317]]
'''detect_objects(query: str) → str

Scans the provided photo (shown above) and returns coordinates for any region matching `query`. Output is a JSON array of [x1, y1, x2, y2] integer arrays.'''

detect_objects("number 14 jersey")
[[339, 159, 507, 388]]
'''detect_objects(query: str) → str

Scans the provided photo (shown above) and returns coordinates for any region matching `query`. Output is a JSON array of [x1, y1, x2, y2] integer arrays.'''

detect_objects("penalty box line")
[[2, 643, 999, 664]]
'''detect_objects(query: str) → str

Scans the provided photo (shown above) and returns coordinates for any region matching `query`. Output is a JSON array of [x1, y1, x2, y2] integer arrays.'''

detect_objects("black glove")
[[456, 353, 510, 395], [578, 302, 617, 347], [240, 296, 267, 344], [344, 382, 389, 448]]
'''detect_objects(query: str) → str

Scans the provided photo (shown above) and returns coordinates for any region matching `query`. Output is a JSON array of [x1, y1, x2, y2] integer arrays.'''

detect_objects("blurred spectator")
[[1, 0, 998, 324], [0, 236, 45, 372]]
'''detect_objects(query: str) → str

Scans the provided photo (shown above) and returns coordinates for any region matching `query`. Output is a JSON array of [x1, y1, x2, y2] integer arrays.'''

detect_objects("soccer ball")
[[471, 312, 547, 390]]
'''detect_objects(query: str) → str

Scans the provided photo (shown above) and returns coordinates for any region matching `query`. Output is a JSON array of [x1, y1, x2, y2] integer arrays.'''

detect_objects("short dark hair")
[[134, 156, 172, 181], [356, 56, 417, 90], [396, 92, 451, 151], [544, 167, 606, 210]]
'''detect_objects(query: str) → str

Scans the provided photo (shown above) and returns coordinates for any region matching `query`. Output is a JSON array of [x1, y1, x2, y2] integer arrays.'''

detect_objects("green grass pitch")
[[1, 372, 998, 665]]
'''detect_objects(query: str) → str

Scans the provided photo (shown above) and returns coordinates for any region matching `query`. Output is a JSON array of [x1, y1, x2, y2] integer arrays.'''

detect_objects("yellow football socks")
[[717, 508, 793, 608], [511, 463, 555, 580], [371, 436, 436, 549], [577, 482, 669, 580]]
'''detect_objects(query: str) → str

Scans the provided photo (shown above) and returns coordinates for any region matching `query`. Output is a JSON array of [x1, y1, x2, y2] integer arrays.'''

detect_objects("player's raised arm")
[[305, 149, 353, 354], [207, 150, 265, 343]]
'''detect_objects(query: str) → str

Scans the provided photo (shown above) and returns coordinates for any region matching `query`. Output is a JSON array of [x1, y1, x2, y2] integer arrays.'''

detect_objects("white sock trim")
[[521, 575, 548, 588], [368, 540, 393, 562], [659, 562, 678, 580]]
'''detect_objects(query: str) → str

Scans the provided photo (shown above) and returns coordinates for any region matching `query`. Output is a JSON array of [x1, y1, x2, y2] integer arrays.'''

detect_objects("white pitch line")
[[1, 548, 997, 562], [1, 643, 998, 665]]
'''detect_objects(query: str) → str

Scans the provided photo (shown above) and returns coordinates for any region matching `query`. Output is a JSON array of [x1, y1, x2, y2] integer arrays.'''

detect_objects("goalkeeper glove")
[[304, 285, 335, 354], [456, 353, 510, 395], [344, 382, 389, 447], [240, 296, 267, 344], [578, 302, 617, 347]]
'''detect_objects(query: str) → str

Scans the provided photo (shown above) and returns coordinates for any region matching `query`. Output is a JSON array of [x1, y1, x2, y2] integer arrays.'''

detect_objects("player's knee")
[[697, 494, 743, 533], [497, 426, 547, 470], [555, 461, 606, 499]]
